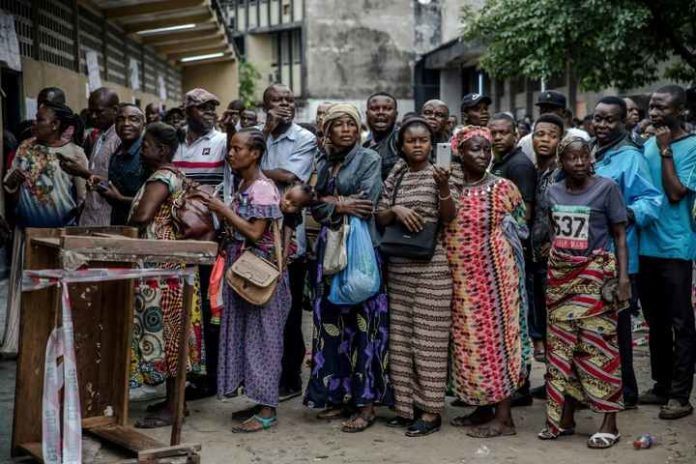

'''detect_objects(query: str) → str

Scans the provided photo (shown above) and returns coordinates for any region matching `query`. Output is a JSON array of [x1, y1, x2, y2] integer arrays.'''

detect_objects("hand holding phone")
[[436, 143, 452, 170]]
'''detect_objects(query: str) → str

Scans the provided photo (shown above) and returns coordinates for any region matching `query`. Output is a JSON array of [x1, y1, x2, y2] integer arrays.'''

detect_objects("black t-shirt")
[[491, 147, 537, 203]]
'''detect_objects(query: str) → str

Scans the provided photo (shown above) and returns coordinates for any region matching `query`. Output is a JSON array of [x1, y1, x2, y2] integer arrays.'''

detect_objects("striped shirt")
[[173, 128, 227, 186]]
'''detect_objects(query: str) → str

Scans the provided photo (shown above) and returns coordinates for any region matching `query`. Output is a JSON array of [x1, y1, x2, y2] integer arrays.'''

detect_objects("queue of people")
[[2, 81, 695, 451]]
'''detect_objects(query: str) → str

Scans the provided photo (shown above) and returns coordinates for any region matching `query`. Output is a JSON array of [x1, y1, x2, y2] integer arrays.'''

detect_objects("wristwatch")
[[660, 147, 673, 158]]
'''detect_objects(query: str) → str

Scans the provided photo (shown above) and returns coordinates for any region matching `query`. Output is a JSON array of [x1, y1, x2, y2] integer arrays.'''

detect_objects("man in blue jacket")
[[591, 96, 662, 409]]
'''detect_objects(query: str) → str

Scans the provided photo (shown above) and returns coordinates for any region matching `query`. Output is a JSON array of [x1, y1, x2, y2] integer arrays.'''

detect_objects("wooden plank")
[[171, 279, 194, 446], [82, 415, 117, 429], [59, 236, 217, 265], [63, 226, 139, 237], [138, 443, 202, 462], [17, 442, 43, 462], [30, 237, 61, 248], [12, 228, 62, 455], [87, 425, 165, 453]]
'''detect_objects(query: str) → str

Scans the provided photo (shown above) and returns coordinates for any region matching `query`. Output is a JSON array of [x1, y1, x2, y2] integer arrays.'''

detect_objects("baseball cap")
[[184, 88, 220, 108], [461, 93, 492, 109], [536, 90, 566, 109]]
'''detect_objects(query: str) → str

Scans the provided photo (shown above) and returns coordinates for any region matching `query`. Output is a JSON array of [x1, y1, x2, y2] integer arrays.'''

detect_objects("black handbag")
[[380, 169, 439, 260]]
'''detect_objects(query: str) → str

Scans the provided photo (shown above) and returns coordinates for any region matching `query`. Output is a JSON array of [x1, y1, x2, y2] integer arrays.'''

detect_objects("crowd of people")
[[2, 80, 695, 449]]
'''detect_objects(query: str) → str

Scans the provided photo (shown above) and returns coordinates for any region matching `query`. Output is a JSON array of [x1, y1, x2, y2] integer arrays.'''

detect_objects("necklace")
[[462, 172, 489, 187]]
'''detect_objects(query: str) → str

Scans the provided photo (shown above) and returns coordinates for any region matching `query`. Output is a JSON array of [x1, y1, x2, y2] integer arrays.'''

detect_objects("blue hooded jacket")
[[593, 134, 662, 274]]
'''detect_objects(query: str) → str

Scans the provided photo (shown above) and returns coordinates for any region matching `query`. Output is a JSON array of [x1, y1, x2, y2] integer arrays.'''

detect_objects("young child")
[[280, 183, 316, 260]]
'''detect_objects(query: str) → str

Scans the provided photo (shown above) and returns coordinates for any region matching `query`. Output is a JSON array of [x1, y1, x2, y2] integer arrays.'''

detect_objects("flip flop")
[[341, 413, 376, 433], [231, 414, 277, 433], [538, 426, 575, 440], [466, 425, 516, 438], [587, 432, 621, 449]]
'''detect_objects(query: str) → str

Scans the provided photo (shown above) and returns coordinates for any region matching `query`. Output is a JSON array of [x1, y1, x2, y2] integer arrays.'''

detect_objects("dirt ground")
[[2, 339, 695, 464]]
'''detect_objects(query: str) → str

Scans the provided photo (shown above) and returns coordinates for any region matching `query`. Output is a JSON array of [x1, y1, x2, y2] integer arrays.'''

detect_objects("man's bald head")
[[88, 87, 120, 130], [38, 87, 66, 106], [422, 99, 451, 137]]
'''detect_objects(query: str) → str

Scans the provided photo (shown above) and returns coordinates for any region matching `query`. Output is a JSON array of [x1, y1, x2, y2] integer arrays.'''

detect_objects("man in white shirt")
[[174, 88, 228, 400], [518, 91, 590, 164]]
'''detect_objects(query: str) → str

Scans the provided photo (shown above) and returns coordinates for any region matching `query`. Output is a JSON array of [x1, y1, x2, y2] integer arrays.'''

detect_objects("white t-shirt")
[[173, 129, 227, 186]]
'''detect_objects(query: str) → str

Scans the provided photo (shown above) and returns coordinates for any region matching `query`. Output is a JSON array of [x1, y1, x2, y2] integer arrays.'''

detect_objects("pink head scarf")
[[450, 125, 492, 153]]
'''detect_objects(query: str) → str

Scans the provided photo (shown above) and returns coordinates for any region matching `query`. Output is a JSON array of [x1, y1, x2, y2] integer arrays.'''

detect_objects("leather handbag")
[[226, 220, 283, 306], [379, 169, 439, 260], [162, 167, 216, 241], [322, 215, 349, 275]]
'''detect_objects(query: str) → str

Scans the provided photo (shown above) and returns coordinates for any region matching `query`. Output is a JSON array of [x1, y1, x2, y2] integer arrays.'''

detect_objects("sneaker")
[[639, 388, 668, 405], [278, 386, 302, 402], [658, 399, 694, 420]]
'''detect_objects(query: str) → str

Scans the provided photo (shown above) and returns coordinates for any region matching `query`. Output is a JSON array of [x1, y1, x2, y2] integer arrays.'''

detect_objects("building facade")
[[224, 0, 462, 120]]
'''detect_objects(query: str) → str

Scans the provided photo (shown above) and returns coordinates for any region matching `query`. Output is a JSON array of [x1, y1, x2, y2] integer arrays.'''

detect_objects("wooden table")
[[11, 227, 217, 463]]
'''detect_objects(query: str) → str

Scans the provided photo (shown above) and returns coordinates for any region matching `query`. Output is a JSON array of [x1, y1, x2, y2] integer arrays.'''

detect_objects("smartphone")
[[436, 143, 452, 170]]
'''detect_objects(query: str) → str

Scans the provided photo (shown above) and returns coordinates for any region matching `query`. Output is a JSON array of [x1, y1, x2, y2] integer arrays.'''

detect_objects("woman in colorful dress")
[[128, 122, 205, 428], [203, 128, 290, 433], [375, 117, 455, 437], [304, 104, 392, 433], [3, 102, 87, 227], [539, 136, 629, 449], [444, 126, 528, 438]]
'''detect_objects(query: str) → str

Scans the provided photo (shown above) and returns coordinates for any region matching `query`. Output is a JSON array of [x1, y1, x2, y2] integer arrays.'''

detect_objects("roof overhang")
[[421, 38, 484, 70], [86, 0, 235, 67]]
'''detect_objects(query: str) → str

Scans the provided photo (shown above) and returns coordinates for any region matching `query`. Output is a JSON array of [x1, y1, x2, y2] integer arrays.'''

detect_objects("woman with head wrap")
[[374, 117, 456, 436], [444, 126, 528, 438], [304, 104, 393, 432], [539, 136, 628, 449]]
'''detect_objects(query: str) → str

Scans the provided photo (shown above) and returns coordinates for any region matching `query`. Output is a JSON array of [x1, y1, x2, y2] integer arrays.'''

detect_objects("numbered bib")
[[552, 205, 590, 250]]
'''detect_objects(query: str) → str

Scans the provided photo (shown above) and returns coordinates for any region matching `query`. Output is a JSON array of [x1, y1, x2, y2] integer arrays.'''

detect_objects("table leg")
[[171, 273, 193, 446]]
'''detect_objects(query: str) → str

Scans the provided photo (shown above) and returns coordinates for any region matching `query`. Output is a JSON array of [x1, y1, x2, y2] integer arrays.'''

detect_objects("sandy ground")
[[2, 342, 695, 463], [0, 278, 694, 463]]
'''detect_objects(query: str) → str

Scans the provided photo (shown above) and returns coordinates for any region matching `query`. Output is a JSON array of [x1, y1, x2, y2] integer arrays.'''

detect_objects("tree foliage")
[[461, 0, 696, 91], [238, 60, 261, 107]]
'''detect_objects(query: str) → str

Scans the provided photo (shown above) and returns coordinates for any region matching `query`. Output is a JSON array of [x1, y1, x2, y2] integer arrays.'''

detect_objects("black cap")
[[536, 90, 566, 109], [461, 93, 492, 109]]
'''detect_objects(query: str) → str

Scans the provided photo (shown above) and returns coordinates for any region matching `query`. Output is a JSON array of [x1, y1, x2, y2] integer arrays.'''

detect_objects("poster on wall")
[[0, 11, 21, 71], [157, 74, 167, 101], [85, 48, 102, 91], [24, 97, 37, 120], [128, 57, 141, 91]]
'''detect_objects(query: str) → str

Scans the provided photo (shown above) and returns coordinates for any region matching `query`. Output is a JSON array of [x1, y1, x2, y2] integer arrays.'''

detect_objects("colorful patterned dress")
[[378, 163, 453, 419], [217, 177, 291, 407], [128, 168, 205, 387], [444, 174, 527, 406]]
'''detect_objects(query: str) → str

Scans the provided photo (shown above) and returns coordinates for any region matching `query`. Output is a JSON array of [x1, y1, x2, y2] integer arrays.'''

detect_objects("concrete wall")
[[181, 60, 239, 109], [20, 57, 180, 118], [246, 34, 276, 102], [304, 0, 416, 100]]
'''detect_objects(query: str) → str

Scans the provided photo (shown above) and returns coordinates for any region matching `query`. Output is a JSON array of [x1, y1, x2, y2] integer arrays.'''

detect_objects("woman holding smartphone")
[[375, 117, 455, 437]]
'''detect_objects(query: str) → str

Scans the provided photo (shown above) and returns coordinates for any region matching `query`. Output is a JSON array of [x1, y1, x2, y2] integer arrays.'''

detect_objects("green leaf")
[[357, 314, 368, 333], [323, 323, 340, 337]]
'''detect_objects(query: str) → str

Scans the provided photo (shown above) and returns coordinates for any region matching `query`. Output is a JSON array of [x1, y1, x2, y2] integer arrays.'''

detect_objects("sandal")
[[317, 406, 350, 420], [466, 424, 516, 438], [232, 404, 263, 421], [587, 432, 621, 449], [450, 406, 495, 427], [231, 414, 277, 433], [135, 411, 176, 429], [341, 413, 376, 433], [538, 426, 575, 440], [405, 416, 441, 437]]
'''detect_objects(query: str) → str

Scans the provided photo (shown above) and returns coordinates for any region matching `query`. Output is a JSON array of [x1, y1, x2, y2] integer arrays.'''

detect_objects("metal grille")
[[142, 49, 158, 95], [166, 67, 182, 102], [36, 0, 75, 69], [78, 6, 104, 76], [105, 24, 126, 86], [1, 0, 34, 58]]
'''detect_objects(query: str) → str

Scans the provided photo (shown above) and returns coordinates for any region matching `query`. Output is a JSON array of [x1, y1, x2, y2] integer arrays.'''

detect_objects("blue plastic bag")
[[328, 216, 381, 305]]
